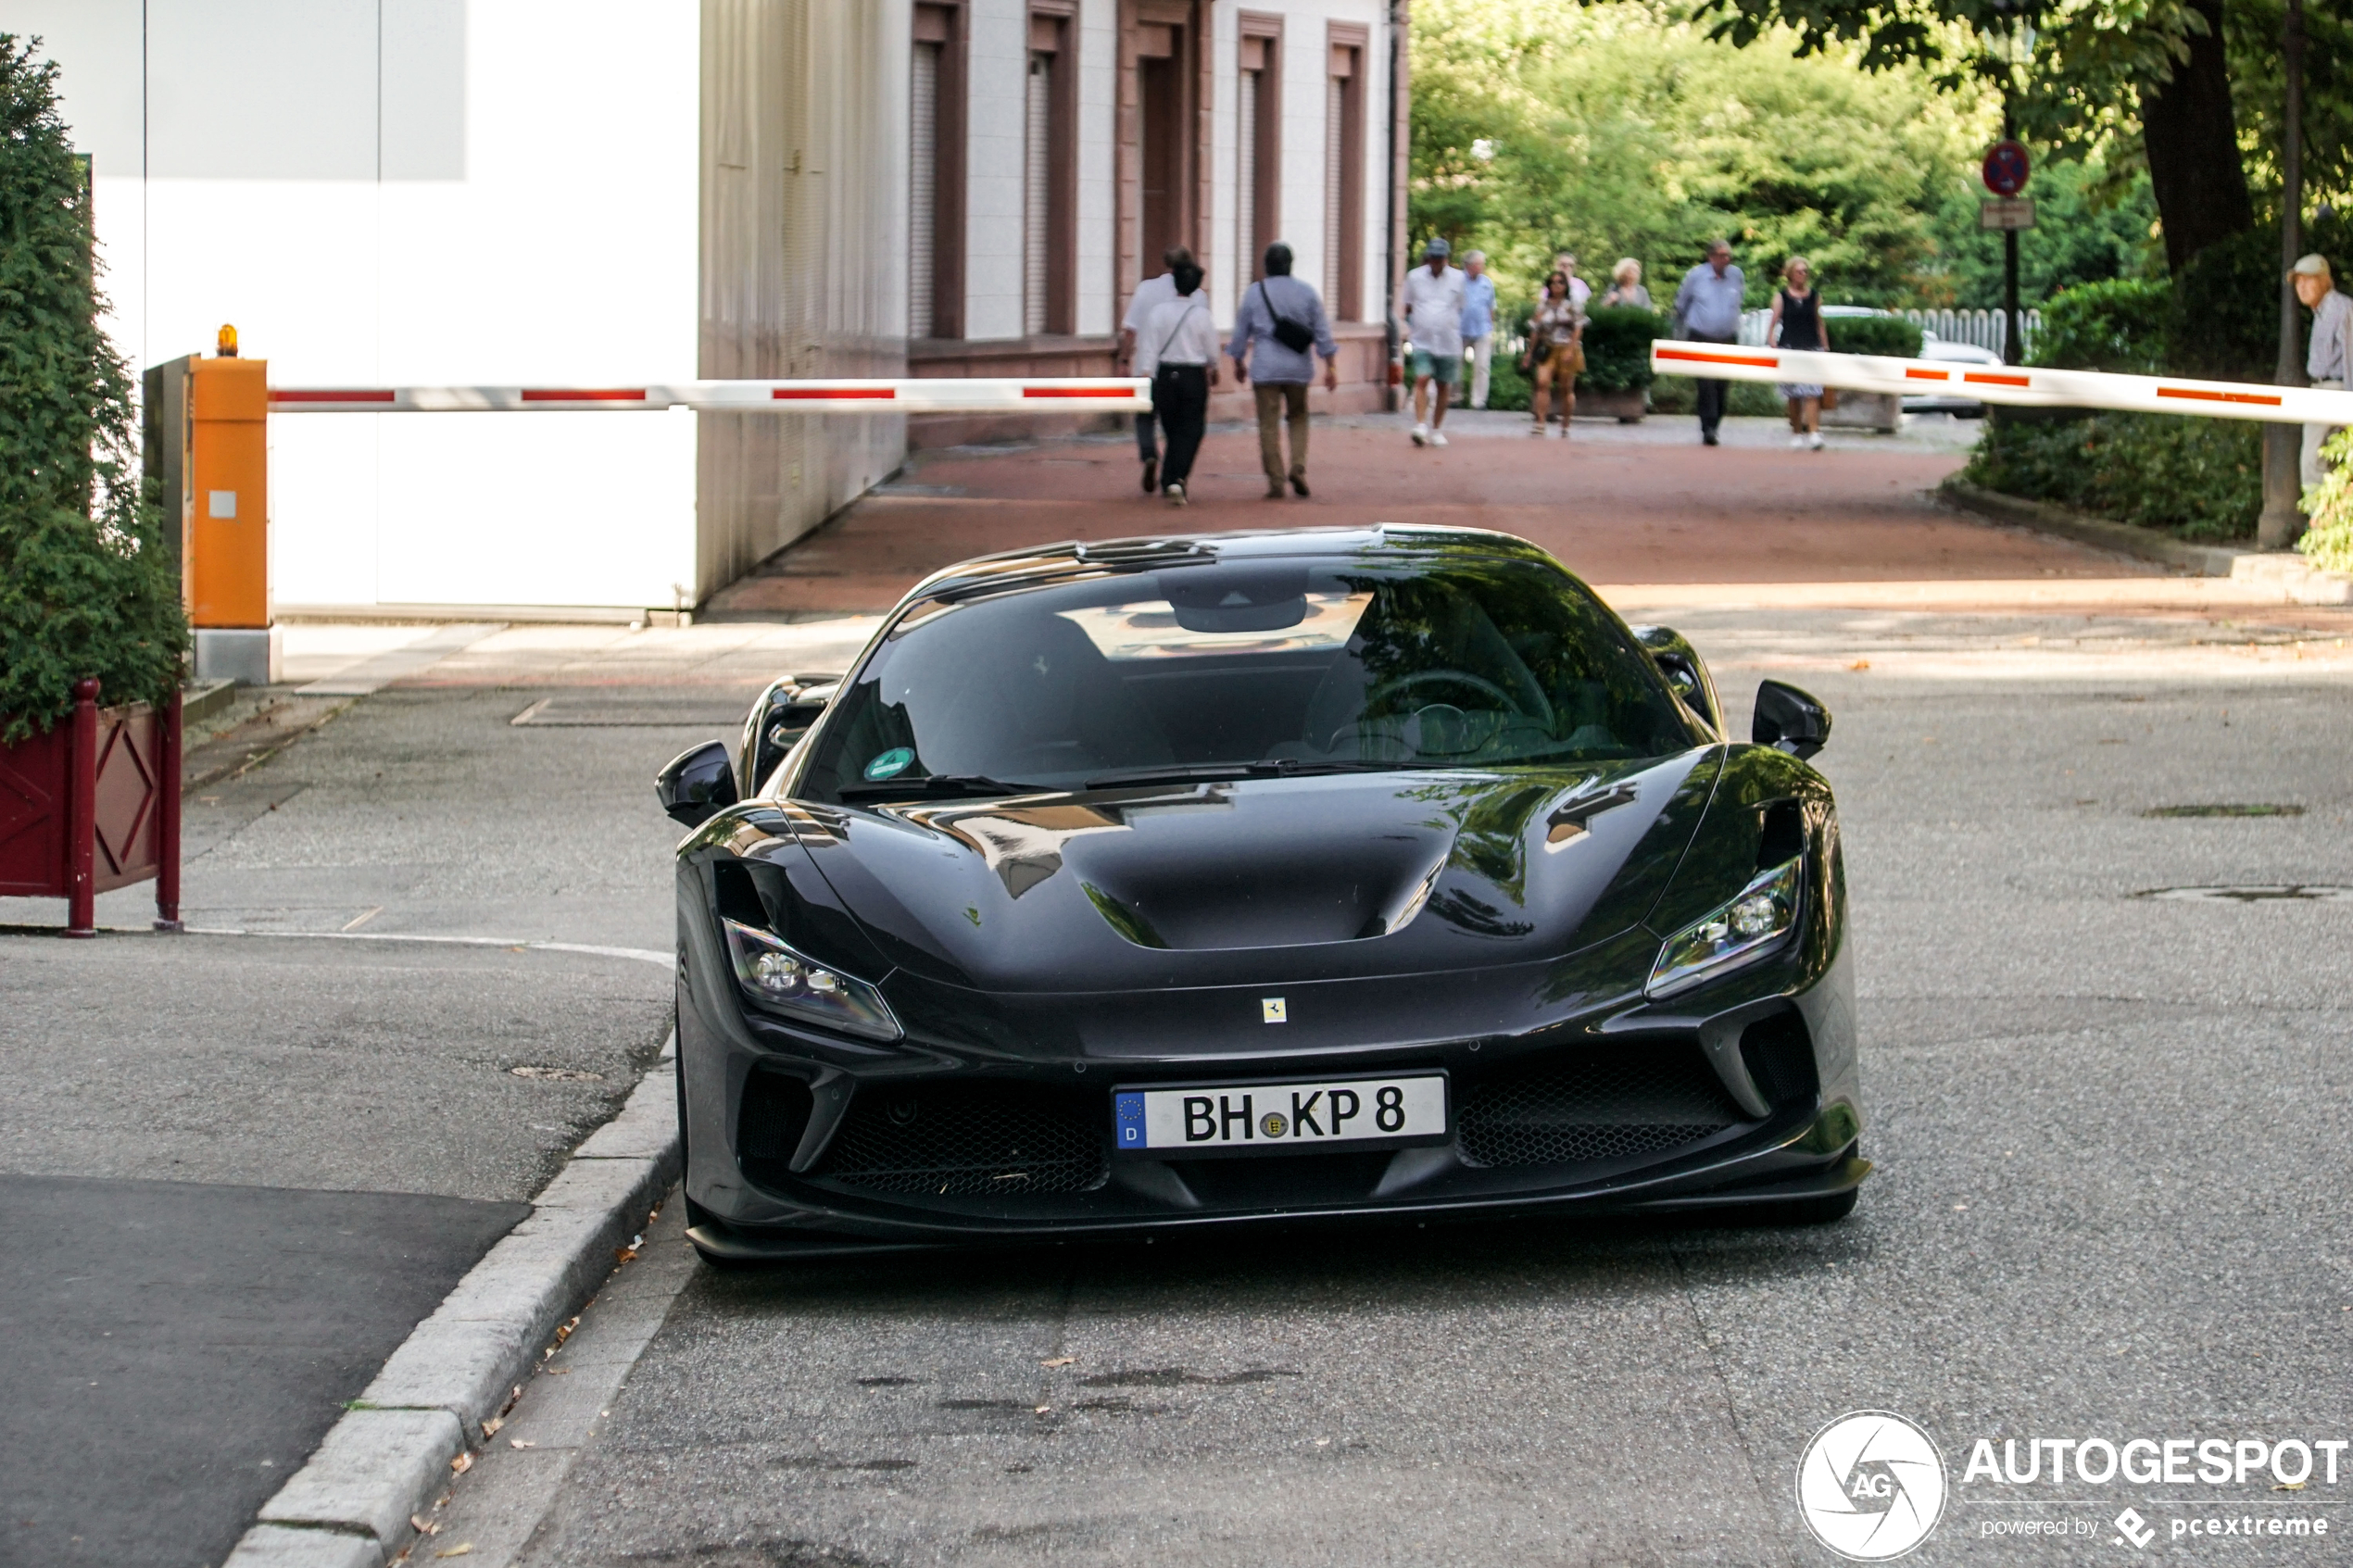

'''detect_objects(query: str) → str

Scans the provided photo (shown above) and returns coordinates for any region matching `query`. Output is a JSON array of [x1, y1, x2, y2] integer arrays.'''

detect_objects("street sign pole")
[[2001, 108, 2021, 366]]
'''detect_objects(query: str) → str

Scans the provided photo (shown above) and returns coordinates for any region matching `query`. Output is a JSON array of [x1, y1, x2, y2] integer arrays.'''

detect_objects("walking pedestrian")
[[1133, 260, 1219, 506], [1600, 258, 1651, 309], [1403, 237, 1467, 447], [1118, 245, 1194, 494], [1768, 256, 1830, 450], [1551, 252, 1592, 309], [1227, 242, 1338, 498], [2292, 254, 2353, 491], [1524, 271, 1583, 437], [1673, 239, 1745, 446], [1537, 254, 1592, 423], [1461, 251, 1499, 410]]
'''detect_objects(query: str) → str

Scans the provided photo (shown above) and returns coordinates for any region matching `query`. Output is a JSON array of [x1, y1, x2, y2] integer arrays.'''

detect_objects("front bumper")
[[675, 925, 1865, 1259]]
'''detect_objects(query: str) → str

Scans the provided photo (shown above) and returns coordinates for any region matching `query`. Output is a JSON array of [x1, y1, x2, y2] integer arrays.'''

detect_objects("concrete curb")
[[220, 1036, 681, 1568], [1940, 480, 2353, 604]]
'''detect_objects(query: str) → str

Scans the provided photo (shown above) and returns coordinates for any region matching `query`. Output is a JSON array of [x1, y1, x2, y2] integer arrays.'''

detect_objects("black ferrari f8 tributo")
[[656, 525, 1864, 1263]]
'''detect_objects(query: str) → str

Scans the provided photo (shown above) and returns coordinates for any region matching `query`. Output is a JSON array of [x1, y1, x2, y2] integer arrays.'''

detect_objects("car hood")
[[774, 751, 1723, 996]]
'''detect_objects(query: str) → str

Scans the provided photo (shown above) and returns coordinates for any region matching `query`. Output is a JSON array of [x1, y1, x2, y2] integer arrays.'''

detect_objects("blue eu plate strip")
[[1114, 1091, 1146, 1148]]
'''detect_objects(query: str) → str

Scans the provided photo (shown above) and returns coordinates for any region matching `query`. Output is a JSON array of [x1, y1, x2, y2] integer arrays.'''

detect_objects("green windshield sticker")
[[863, 746, 915, 781]]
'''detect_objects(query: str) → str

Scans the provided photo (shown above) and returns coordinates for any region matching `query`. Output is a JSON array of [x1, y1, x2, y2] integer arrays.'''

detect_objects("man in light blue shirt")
[[1673, 239, 1746, 445], [1228, 243, 1339, 498], [1461, 250, 1499, 409]]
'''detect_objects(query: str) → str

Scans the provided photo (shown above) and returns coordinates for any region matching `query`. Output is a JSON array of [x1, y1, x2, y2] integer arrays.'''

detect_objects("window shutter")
[[910, 41, 940, 337]]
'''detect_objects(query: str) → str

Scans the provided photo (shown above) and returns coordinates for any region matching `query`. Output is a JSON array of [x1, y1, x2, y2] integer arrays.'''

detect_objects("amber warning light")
[[216, 323, 239, 358]]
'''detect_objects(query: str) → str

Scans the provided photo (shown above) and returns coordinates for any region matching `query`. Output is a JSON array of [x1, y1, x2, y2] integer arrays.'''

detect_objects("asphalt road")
[[465, 652, 2353, 1568]]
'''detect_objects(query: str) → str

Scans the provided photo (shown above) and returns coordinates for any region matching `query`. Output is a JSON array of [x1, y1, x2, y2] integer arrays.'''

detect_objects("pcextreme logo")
[[1797, 1411, 1950, 1561]]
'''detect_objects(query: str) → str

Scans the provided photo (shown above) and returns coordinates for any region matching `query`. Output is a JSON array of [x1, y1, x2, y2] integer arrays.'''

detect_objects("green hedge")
[[0, 37, 184, 738], [2030, 278, 2168, 374], [1960, 412, 2262, 541], [1580, 306, 1664, 393], [1824, 313, 1922, 358]]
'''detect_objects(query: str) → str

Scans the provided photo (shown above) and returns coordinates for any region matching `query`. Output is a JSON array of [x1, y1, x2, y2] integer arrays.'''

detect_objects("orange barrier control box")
[[183, 341, 277, 684]]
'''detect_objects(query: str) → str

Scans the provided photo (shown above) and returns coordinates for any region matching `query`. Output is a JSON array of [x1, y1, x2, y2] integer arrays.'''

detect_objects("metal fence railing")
[[1735, 307, 2042, 359]]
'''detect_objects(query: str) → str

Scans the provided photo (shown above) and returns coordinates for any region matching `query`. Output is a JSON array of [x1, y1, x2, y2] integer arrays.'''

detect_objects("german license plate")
[[1113, 1074, 1448, 1155]]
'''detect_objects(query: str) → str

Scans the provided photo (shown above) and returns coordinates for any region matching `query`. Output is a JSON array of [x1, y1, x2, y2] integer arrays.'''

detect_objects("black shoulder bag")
[[1255, 281, 1316, 354]]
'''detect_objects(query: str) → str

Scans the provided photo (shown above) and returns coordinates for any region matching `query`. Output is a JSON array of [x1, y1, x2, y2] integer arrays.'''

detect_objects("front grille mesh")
[[819, 1082, 1109, 1197], [1456, 1042, 1745, 1169]]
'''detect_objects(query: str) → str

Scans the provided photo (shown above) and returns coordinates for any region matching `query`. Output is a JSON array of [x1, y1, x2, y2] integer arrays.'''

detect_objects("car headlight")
[[721, 918, 900, 1041], [1645, 859, 1802, 999]]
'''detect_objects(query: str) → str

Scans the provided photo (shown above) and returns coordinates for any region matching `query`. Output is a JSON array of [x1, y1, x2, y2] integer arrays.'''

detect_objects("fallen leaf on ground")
[[510, 1438, 536, 1449], [448, 1452, 473, 1474], [410, 1515, 441, 1535], [1848, 659, 1869, 671], [2276, 1480, 2308, 1491], [1039, 1357, 1076, 1368], [481, 1418, 502, 1437], [1034, 1404, 1051, 1414], [434, 1546, 474, 1560]]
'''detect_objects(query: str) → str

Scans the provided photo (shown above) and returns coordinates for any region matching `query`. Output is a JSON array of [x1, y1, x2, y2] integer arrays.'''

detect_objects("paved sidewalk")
[[700, 411, 2293, 622], [0, 620, 871, 1566]]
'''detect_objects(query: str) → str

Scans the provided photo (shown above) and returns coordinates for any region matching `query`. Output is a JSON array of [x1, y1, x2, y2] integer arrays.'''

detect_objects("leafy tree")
[[1696, 0, 2254, 272], [0, 34, 182, 738], [1920, 155, 2160, 307], [1413, 0, 1988, 310]]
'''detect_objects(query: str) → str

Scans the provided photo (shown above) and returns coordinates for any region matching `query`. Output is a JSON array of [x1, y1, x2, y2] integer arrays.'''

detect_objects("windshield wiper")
[[1081, 759, 1416, 790], [836, 773, 1046, 801]]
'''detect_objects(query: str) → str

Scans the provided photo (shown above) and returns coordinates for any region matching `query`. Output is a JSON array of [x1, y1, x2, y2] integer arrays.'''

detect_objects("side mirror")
[[657, 741, 739, 827], [1752, 680, 1831, 759]]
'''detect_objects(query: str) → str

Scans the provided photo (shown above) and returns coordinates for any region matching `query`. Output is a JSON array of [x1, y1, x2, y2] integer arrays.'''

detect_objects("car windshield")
[[799, 548, 1709, 800]]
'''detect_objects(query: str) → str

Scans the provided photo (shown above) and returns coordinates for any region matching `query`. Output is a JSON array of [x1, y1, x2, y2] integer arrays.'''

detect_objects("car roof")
[[900, 523, 1552, 605]]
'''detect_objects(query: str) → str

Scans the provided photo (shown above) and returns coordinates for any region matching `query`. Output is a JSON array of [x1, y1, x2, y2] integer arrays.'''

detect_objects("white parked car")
[[1815, 306, 2000, 417]]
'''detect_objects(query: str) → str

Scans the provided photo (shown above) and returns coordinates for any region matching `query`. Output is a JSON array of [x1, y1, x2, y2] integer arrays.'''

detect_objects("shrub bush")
[[2297, 430, 2353, 571], [1960, 411, 2262, 541], [1579, 306, 1664, 392], [0, 36, 183, 738], [2030, 278, 2169, 373], [1823, 313, 1922, 358]]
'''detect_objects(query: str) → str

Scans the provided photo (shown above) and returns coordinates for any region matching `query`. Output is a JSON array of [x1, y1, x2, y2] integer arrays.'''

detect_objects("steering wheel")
[[1363, 669, 1527, 719]]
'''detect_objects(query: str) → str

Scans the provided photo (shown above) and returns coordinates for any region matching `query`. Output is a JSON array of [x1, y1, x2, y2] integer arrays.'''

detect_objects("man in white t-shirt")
[[1401, 237, 1467, 447], [1117, 245, 1193, 493]]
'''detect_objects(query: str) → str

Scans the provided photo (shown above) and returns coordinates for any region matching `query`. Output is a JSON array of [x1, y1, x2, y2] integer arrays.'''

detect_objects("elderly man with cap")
[[1402, 236, 1468, 446], [2293, 254, 2353, 491]]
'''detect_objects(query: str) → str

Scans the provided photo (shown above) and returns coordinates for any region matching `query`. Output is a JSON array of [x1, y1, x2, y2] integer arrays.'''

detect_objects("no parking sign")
[[1982, 139, 2031, 196]]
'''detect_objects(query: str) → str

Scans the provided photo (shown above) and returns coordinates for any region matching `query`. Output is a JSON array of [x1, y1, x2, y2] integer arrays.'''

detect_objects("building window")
[[1324, 27, 1366, 320], [911, 3, 967, 339], [1119, 0, 1207, 321], [1026, 7, 1076, 336], [1237, 17, 1280, 284]]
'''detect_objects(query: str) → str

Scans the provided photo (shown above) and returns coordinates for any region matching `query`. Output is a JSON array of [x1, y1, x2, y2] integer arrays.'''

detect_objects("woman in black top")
[[1768, 257, 1831, 450]]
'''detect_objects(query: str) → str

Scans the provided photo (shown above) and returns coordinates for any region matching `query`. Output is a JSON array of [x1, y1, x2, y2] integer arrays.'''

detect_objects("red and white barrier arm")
[[266, 378, 1150, 415], [1649, 341, 2353, 427]]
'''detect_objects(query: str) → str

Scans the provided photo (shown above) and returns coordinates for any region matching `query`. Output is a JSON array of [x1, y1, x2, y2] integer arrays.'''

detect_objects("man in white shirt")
[[1402, 237, 1468, 447], [1117, 245, 1193, 493], [2293, 254, 2353, 489], [1134, 261, 1221, 506]]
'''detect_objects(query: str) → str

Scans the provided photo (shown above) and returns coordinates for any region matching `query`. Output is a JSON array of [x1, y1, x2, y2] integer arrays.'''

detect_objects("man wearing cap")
[[1403, 237, 1468, 446], [2292, 255, 2353, 490]]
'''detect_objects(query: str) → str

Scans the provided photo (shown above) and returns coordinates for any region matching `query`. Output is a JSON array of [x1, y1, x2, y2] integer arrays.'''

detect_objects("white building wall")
[[1074, 0, 1118, 337], [963, 0, 1027, 341], [8, 1, 710, 618]]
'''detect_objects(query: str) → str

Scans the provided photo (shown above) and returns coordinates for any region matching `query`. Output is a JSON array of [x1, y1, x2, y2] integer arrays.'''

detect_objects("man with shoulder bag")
[[1227, 242, 1339, 498]]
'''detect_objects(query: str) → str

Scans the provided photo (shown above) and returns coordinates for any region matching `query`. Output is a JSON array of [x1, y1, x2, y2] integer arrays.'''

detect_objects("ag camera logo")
[[1797, 1411, 1948, 1561]]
